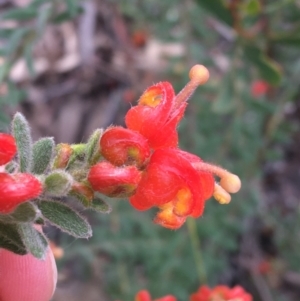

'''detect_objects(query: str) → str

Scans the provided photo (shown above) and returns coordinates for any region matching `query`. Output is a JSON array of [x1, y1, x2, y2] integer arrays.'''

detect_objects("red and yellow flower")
[[87, 65, 241, 229]]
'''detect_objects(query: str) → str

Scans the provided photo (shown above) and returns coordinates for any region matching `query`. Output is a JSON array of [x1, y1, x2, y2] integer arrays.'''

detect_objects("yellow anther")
[[213, 184, 231, 204]]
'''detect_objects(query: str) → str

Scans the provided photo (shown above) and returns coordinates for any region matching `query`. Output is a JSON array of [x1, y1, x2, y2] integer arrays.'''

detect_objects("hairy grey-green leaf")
[[38, 200, 92, 238], [86, 129, 102, 165], [0, 221, 27, 255], [12, 112, 32, 172], [90, 197, 112, 214], [17, 223, 48, 259], [0, 202, 38, 223], [44, 170, 73, 197], [32, 137, 55, 174]]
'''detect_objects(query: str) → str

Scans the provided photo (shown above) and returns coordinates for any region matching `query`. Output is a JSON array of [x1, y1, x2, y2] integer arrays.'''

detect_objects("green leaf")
[[0, 61, 12, 84], [271, 33, 300, 47], [0, 221, 27, 255], [0, 202, 38, 223], [244, 45, 282, 85], [32, 137, 55, 174], [36, 4, 52, 36], [5, 161, 18, 173], [90, 197, 112, 214], [17, 224, 48, 259], [86, 129, 102, 166], [0, 28, 14, 39], [12, 113, 32, 172], [24, 43, 35, 78], [212, 76, 234, 114], [1, 7, 37, 21], [195, 0, 234, 27], [38, 200, 92, 238], [44, 171, 73, 196], [4, 27, 30, 56], [244, 0, 261, 15], [66, 0, 80, 17]]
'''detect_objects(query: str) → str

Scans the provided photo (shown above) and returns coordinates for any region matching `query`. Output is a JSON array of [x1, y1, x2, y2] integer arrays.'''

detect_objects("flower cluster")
[[0, 133, 42, 214], [190, 285, 253, 301], [118, 285, 253, 301], [88, 65, 241, 229]]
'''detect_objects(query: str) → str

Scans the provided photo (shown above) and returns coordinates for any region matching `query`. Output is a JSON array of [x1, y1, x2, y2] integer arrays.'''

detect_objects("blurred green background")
[[1, 0, 300, 300]]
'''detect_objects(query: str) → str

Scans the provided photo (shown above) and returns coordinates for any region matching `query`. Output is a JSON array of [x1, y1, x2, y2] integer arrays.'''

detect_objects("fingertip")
[[0, 247, 57, 301]]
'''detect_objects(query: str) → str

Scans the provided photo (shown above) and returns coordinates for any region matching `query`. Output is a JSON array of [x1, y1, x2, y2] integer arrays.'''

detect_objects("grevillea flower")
[[190, 285, 253, 301], [129, 148, 215, 229], [0, 173, 42, 214], [100, 127, 150, 167], [0, 133, 17, 165], [87, 64, 241, 229], [135, 290, 177, 301], [125, 65, 209, 149], [88, 161, 142, 197]]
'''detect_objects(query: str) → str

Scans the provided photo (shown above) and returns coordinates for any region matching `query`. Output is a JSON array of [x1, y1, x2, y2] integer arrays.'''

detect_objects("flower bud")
[[88, 161, 142, 197], [0, 133, 17, 165], [43, 171, 73, 197], [70, 181, 94, 206], [100, 127, 150, 167], [53, 144, 73, 169], [0, 173, 42, 214]]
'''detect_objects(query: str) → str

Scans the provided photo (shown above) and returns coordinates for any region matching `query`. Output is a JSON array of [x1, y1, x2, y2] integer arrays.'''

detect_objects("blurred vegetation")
[[1, 0, 300, 301], [0, 0, 81, 127]]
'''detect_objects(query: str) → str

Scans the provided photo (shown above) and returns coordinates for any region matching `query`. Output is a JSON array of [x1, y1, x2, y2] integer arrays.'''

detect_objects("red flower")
[[88, 162, 142, 197], [0, 133, 17, 165], [0, 173, 42, 214], [135, 290, 151, 301], [129, 148, 215, 229], [190, 285, 253, 301], [100, 127, 150, 167], [135, 290, 177, 301], [251, 80, 269, 97], [125, 65, 209, 149]]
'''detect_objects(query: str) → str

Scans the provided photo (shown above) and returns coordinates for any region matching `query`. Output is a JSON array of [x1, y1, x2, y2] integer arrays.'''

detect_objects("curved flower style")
[[129, 148, 215, 229], [0, 133, 17, 165], [190, 285, 253, 301], [0, 173, 42, 213], [100, 127, 150, 167], [135, 290, 177, 301], [88, 161, 142, 197]]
